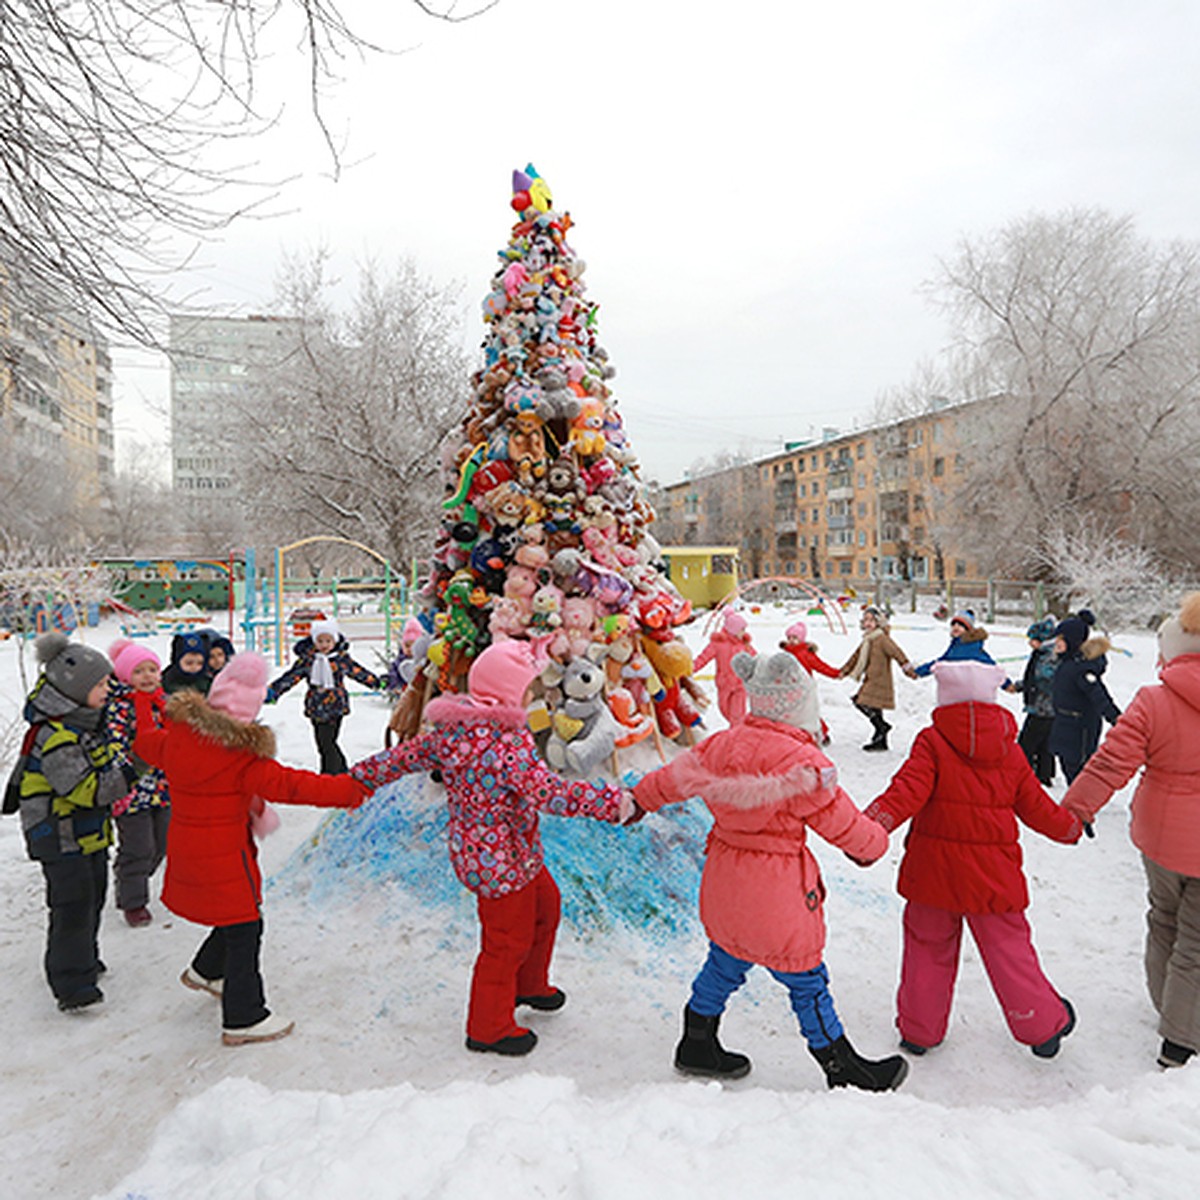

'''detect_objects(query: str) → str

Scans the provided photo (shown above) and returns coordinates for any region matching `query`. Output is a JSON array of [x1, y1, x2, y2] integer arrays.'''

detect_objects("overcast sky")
[[113, 0, 1200, 485]]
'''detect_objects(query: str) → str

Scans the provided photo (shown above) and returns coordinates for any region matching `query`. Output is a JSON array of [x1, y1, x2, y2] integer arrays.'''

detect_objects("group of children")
[[12, 594, 1200, 1086]]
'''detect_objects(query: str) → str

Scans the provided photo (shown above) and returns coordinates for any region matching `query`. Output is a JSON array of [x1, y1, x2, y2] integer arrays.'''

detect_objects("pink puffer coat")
[[1063, 654, 1200, 876], [633, 715, 886, 972]]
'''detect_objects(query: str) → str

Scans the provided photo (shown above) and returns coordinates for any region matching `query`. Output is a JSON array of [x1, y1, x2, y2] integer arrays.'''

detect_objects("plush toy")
[[543, 655, 619, 778], [570, 397, 608, 459], [506, 411, 548, 486], [440, 572, 489, 657], [552, 594, 598, 662], [536, 453, 587, 533], [641, 636, 702, 741], [501, 562, 540, 618], [487, 595, 528, 640], [529, 583, 564, 636]]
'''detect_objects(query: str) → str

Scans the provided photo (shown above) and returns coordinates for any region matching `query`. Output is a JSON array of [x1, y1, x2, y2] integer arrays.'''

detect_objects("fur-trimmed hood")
[[166, 691, 276, 758], [1081, 634, 1112, 663], [956, 625, 989, 646]]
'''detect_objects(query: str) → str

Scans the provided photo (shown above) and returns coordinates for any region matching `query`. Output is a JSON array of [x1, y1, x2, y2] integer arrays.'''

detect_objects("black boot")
[[809, 1034, 908, 1091], [674, 1006, 752, 1079]]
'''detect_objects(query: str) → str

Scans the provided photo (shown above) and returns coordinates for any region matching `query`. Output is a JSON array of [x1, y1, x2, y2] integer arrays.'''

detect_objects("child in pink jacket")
[[633, 651, 907, 1092], [1063, 592, 1200, 1069], [352, 639, 634, 1058], [693, 609, 756, 724]]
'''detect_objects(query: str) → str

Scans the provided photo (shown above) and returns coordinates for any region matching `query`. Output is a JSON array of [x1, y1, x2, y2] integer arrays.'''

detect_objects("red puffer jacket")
[[135, 692, 364, 926], [864, 702, 1082, 913]]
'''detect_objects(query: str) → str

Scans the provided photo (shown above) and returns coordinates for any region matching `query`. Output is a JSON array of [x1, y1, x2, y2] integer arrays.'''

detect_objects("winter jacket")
[[782, 641, 841, 680], [912, 627, 995, 678], [864, 702, 1082, 913], [105, 682, 171, 817], [351, 697, 624, 900], [1018, 645, 1058, 718], [18, 677, 130, 862], [134, 692, 365, 926], [693, 630, 756, 723], [266, 634, 382, 722], [634, 715, 886, 973], [162, 663, 211, 696], [838, 630, 911, 710], [1049, 636, 1121, 764], [1063, 654, 1200, 877]]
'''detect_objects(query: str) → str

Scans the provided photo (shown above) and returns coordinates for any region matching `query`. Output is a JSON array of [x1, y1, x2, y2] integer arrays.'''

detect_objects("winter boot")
[[222, 1012, 295, 1046], [809, 1035, 908, 1092], [1031, 997, 1076, 1059], [862, 709, 890, 751], [1158, 1039, 1196, 1069], [674, 1006, 752, 1079], [466, 1029, 538, 1056], [516, 988, 566, 1011]]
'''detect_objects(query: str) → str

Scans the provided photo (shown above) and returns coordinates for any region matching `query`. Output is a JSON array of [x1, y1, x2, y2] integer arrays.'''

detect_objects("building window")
[[857, 442, 865, 459], [955, 560, 967, 577], [933, 457, 945, 477]]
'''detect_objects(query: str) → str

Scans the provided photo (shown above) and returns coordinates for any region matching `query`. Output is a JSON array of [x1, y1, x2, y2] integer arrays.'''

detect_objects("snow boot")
[[466, 1029, 538, 1056], [1031, 997, 1076, 1059], [58, 985, 104, 1014], [674, 1006, 752, 1079], [809, 1035, 908, 1092], [123, 906, 152, 927], [516, 988, 566, 1011], [899, 1038, 932, 1056], [222, 1012, 295, 1046], [1158, 1039, 1196, 1069], [180, 966, 223, 998]]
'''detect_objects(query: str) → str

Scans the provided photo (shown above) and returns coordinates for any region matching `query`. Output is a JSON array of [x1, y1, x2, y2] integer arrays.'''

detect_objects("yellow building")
[[661, 545, 740, 609]]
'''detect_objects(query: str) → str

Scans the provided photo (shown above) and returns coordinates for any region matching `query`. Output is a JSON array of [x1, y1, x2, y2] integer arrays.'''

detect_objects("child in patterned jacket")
[[105, 639, 171, 927], [351, 639, 635, 1058]]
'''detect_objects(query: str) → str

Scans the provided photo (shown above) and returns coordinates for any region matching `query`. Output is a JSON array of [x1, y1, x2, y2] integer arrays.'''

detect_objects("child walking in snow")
[[781, 620, 838, 745], [105, 639, 170, 927], [1049, 609, 1121, 783], [632, 651, 908, 1092], [905, 609, 996, 678], [1062, 593, 1200, 1070], [693, 609, 756, 723], [266, 618, 383, 774], [17, 633, 133, 1012], [134, 652, 367, 1045], [863, 661, 1083, 1059], [351, 639, 635, 1058], [838, 605, 912, 752], [1011, 616, 1059, 785]]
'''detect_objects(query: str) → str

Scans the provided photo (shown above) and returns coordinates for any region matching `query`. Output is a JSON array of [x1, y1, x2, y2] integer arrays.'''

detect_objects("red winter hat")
[[467, 640, 548, 709], [208, 652, 269, 723], [108, 638, 162, 684]]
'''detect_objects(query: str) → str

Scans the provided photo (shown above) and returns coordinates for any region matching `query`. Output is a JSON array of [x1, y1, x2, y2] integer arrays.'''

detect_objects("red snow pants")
[[468, 867, 561, 1043]]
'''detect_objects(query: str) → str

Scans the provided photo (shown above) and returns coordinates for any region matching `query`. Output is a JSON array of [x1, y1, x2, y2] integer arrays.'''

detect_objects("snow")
[[2, 608, 1198, 1200]]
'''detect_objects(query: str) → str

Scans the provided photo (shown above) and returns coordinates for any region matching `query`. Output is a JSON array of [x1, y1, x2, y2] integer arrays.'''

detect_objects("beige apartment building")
[[654, 400, 984, 589]]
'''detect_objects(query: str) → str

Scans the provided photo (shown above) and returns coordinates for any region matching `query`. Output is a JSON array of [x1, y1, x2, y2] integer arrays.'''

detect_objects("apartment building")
[[655, 400, 984, 587]]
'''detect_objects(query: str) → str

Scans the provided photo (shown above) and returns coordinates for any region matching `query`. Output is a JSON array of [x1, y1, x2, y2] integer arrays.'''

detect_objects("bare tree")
[[231, 251, 469, 566], [0, 1, 496, 345], [96, 441, 183, 556], [926, 209, 1200, 576]]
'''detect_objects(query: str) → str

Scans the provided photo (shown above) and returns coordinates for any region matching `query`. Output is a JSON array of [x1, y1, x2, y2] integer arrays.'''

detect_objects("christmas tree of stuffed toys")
[[392, 165, 703, 772]]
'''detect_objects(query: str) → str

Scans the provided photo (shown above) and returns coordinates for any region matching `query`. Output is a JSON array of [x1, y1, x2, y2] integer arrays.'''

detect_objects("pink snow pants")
[[897, 901, 1068, 1048]]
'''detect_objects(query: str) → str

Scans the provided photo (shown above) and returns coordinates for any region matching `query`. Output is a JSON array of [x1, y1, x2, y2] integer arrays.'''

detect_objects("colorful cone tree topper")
[[398, 165, 700, 765]]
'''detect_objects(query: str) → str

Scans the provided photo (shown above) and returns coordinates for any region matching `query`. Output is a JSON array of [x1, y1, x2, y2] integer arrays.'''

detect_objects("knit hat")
[[784, 621, 808, 643], [311, 619, 339, 643], [467, 639, 549, 708], [36, 631, 112, 705], [950, 610, 976, 631], [1157, 593, 1200, 665], [107, 638, 162, 685], [722, 610, 748, 637], [208, 651, 269, 723], [401, 617, 423, 645], [1026, 616, 1057, 642], [861, 604, 888, 629], [171, 631, 206, 664], [933, 660, 1006, 707], [1054, 609, 1096, 655], [732, 651, 820, 736]]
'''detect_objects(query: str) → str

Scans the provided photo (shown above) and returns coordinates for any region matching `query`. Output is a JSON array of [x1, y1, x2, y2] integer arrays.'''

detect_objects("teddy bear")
[[536, 452, 586, 534], [487, 595, 528, 640], [532, 364, 581, 423], [502, 562, 540, 619], [543, 654, 619, 778], [570, 397, 608, 459], [551, 594, 598, 662], [528, 583, 564, 637]]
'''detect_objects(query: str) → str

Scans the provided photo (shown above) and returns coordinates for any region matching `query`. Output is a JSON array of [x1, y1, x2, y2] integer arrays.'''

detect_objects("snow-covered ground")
[[2, 605, 1197, 1200]]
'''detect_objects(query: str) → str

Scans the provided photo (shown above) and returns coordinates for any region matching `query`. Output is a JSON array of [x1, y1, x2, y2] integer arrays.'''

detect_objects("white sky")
[[113, 0, 1200, 484]]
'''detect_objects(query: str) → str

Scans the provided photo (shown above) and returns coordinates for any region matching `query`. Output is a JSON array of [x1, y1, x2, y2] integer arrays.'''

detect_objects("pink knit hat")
[[933, 661, 1006, 707], [722, 610, 747, 637], [467, 640, 548, 708], [208, 651, 269, 722], [402, 617, 423, 644], [107, 638, 162, 685], [784, 621, 808, 643]]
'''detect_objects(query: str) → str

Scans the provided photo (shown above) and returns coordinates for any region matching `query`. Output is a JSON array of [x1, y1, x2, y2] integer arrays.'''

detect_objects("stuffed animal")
[[641, 636, 702, 741], [552, 595, 598, 662], [536, 453, 586, 533], [502, 562, 540, 618], [570, 397, 608, 459], [529, 583, 564, 636], [543, 655, 619, 778]]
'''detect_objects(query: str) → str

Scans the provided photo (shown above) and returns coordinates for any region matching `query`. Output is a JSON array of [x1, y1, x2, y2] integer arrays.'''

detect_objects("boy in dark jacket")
[[1011, 616, 1059, 785], [162, 630, 212, 696], [1049, 610, 1121, 783], [19, 632, 134, 1011]]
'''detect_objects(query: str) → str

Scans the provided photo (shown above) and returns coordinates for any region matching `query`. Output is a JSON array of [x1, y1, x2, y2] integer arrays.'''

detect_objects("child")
[[780, 620, 839, 745], [386, 616, 426, 701], [632, 651, 908, 1092], [266, 618, 383, 774], [693, 609, 756, 724], [1011, 616, 1059, 785], [205, 634, 236, 677], [18, 632, 133, 1011], [1048, 609, 1121, 783], [863, 661, 1083, 1058], [905, 609, 996, 678], [162, 631, 211, 695], [351, 639, 634, 1057], [105, 639, 170, 927], [1062, 593, 1200, 1069], [837, 605, 912, 751], [133, 652, 367, 1045]]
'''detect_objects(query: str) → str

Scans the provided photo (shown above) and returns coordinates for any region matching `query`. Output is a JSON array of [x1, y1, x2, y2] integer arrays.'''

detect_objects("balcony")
[[774, 517, 797, 534], [826, 515, 854, 530], [826, 484, 854, 501]]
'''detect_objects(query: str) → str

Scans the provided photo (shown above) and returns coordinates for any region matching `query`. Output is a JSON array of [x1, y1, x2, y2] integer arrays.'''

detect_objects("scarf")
[[849, 627, 884, 681], [310, 652, 336, 690]]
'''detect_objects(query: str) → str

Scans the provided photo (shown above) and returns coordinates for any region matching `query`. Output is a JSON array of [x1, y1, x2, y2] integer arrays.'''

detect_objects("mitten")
[[250, 799, 281, 839], [618, 790, 644, 825]]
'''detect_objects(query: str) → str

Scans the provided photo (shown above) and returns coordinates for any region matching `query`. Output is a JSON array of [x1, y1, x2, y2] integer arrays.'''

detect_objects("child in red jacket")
[[781, 620, 838, 745], [135, 652, 366, 1046], [693, 609, 756, 724], [864, 661, 1083, 1059]]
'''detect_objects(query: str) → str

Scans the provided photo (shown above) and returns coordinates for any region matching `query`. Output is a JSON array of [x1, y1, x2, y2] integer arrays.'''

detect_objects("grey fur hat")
[[36, 631, 112, 705], [732, 651, 821, 736]]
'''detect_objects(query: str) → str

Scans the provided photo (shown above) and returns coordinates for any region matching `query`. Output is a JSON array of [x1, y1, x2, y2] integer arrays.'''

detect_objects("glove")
[[618, 790, 645, 825], [844, 850, 876, 868], [818, 765, 838, 791], [1083, 821, 1095, 839]]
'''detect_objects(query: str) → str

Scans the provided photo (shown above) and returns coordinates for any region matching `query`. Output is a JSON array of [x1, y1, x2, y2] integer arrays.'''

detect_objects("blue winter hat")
[[1055, 609, 1096, 654], [172, 631, 206, 663], [1026, 616, 1057, 642], [950, 609, 976, 630]]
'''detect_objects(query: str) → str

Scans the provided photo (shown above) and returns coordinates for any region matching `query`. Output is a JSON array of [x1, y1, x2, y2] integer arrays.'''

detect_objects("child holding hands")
[[351, 639, 635, 1057], [693, 609, 756, 724]]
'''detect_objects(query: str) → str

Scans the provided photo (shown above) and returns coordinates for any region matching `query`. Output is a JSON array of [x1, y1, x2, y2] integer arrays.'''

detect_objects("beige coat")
[[839, 631, 910, 710]]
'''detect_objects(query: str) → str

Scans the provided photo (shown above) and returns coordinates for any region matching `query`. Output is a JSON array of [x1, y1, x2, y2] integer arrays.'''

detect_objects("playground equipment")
[[702, 576, 850, 638]]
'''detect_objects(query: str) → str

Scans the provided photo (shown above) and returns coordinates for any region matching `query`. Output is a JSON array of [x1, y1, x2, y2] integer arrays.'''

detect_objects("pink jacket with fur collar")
[[633, 715, 886, 972]]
